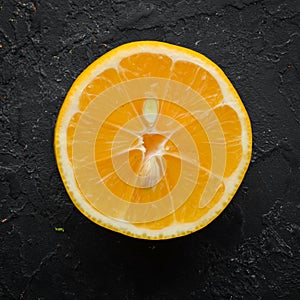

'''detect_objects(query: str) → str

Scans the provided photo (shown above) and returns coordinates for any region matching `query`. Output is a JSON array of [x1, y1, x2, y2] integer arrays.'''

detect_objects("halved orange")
[[54, 41, 252, 239]]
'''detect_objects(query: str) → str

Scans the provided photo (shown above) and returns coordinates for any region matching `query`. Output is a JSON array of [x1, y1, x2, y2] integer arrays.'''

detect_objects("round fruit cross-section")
[[54, 41, 252, 239]]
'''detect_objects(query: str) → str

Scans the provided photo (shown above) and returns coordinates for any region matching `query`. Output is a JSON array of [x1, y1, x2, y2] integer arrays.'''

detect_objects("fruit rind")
[[54, 41, 252, 240]]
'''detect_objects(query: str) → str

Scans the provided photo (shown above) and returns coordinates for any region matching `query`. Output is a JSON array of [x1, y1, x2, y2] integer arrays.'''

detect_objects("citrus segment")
[[176, 178, 225, 224], [119, 53, 172, 79], [55, 41, 252, 239], [79, 68, 122, 111], [170, 60, 223, 107], [213, 105, 243, 177], [67, 112, 81, 162]]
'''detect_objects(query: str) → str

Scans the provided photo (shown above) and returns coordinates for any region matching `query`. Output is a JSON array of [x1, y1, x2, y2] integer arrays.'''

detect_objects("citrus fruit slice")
[[54, 41, 252, 239]]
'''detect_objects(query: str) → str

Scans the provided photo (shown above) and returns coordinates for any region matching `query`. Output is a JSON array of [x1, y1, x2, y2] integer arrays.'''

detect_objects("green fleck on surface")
[[54, 227, 65, 232]]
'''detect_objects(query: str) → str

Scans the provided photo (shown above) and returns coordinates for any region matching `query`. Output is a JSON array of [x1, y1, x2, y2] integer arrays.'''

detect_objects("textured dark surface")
[[1, 0, 300, 299]]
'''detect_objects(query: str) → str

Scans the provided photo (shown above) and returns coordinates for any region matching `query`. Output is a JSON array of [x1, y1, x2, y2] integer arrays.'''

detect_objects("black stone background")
[[1, 0, 300, 299]]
